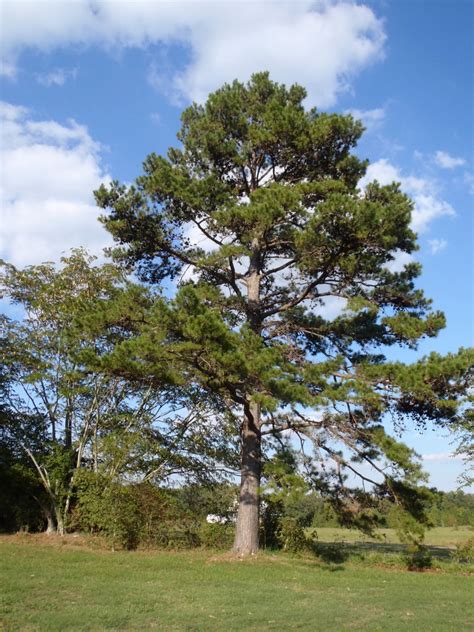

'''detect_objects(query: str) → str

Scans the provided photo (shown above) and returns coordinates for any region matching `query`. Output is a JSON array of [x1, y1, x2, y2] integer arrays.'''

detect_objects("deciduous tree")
[[1, 250, 237, 533]]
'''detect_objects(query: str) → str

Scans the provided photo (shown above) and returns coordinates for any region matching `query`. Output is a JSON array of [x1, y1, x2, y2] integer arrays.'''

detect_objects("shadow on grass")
[[312, 543, 351, 564], [314, 539, 454, 562]]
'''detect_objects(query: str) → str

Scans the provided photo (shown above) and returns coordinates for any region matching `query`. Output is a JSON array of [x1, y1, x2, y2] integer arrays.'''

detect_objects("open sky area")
[[0, 0, 472, 490]]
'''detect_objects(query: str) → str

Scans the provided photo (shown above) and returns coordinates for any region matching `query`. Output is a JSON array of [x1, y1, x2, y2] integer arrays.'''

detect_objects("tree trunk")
[[46, 513, 56, 533], [233, 242, 263, 555], [42, 503, 56, 534], [65, 402, 72, 450], [233, 400, 261, 555], [42, 495, 64, 535], [55, 510, 65, 536]]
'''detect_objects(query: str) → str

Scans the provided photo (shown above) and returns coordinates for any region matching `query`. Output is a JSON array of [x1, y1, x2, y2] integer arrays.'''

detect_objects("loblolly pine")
[[96, 73, 473, 555]]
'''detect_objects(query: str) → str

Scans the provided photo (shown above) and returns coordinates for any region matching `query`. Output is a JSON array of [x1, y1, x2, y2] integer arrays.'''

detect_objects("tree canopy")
[[0, 250, 237, 534]]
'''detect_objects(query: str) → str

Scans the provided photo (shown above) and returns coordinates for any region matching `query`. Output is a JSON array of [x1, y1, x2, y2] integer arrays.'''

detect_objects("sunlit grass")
[[313, 525, 474, 546], [1, 535, 473, 631]]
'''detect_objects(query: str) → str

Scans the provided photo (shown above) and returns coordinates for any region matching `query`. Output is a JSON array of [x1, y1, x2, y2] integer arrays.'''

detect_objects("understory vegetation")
[[2, 460, 473, 570]]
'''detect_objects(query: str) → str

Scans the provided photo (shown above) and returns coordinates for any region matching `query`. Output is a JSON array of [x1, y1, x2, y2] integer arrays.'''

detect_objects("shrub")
[[452, 537, 474, 563], [199, 522, 235, 549], [404, 544, 433, 571], [73, 472, 145, 550], [277, 517, 307, 553], [260, 499, 283, 549]]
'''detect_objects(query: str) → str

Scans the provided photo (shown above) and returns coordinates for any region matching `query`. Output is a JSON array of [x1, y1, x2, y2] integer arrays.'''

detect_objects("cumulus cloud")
[[360, 159, 455, 233], [0, 0, 386, 106], [434, 150, 465, 169], [344, 106, 385, 131], [35, 67, 78, 87], [384, 250, 414, 273], [0, 102, 112, 268]]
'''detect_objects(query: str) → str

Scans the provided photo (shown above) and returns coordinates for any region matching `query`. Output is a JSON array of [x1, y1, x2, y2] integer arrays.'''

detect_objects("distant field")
[[313, 526, 474, 547], [1, 534, 473, 631]]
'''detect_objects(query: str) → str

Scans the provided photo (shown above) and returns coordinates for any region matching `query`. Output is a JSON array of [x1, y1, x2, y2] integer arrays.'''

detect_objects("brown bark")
[[233, 399, 261, 555], [233, 239, 264, 555]]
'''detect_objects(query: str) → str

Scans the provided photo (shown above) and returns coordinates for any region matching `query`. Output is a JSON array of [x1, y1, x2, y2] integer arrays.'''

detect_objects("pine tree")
[[96, 73, 473, 555]]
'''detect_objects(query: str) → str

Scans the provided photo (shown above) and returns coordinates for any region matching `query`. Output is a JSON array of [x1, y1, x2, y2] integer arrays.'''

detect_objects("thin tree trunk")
[[65, 400, 72, 450], [55, 509, 65, 536], [25, 446, 62, 534], [45, 514, 56, 534], [233, 399, 261, 555], [38, 500, 56, 534]]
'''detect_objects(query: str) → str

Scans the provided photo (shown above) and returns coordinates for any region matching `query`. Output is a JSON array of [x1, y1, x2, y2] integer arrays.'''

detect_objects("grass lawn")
[[314, 526, 474, 547], [1, 535, 473, 631]]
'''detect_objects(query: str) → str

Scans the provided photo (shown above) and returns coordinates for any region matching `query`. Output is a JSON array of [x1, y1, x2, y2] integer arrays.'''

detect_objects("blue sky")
[[0, 0, 472, 490]]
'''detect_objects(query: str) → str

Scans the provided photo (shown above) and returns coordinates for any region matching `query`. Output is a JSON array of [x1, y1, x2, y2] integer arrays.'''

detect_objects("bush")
[[404, 544, 433, 571], [73, 472, 145, 549], [452, 537, 474, 563], [73, 472, 206, 550], [148, 522, 200, 549], [277, 517, 307, 553], [0, 449, 45, 532], [260, 499, 283, 549], [199, 522, 235, 549]]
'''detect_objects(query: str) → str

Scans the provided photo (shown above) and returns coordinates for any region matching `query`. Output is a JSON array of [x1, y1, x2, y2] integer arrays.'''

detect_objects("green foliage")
[[427, 490, 474, 527], [276, 517, 307, 553], [0, 444, 44, 532], [2, 74, 472, 550], [95, 72, 473, 553], [452, 537, 474, 564], [73, 471, 144, 549], [73, 472, 205, 550], [41, 444, 75, 508], [1, 250, 240, 535], [74, 472, 195, 550], [198, 522, 235, 549], [175, 483, 238, 522], [403, 544, 433, 571]]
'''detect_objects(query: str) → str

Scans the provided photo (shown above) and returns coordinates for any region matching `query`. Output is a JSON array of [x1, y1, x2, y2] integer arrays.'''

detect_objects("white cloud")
[[345, 106, 385, 131], [0, 59, 16, 78], [360, 159, 455, 233], [385, 250, 414, 273], [428, 238, 447, 255], [0, 102, 112, 268], [316, 295, 347, 320], [411, 195, 455, 233], [463, 172, 474, 195], [434, 150, 465, 169], [35, 67, 78, 87], [0, 1, 386, 106], [422, 452, 464, 462]]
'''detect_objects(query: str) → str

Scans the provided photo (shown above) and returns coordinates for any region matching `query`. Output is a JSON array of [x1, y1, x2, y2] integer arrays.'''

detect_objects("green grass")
[[313, 526, 474, 547], [308, 526, 474, 563], [1, 535, 473, 631]]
